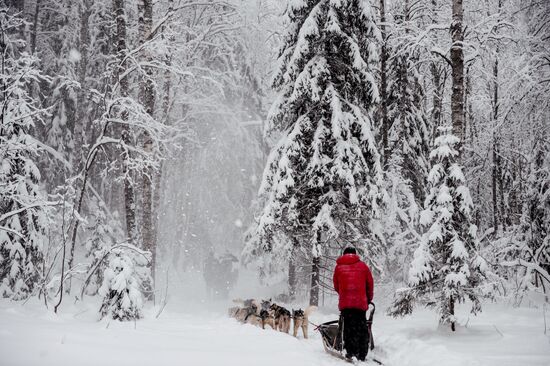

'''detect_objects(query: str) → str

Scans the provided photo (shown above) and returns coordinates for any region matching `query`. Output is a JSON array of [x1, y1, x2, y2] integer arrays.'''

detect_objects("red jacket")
[[333, 254, 374, 311]]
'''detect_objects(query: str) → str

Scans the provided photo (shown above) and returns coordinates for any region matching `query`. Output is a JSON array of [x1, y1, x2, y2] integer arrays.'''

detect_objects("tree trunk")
[[492, 0, 505, 232], [309, 256, 320, 306], [379, 0, 389, 166], [65, 0, 92, 294], [492, 135, 499, 231], [450, 0, 465, 148], [73, 0, 91, 175], [492, 58, 499, 231], [152, 2, 174, 265], [465, 65, 475, 145], [152, 167, 162, 250], [288, 238, 299, 299], [113, 0, 137, 242], [139, 0, 156, 287], [430, 64, 444, 144], [429, 1, 444, 144], [498, 152, 506, 230], [450, 296, 456, 331], [288, 258, 296, 299], [30, 0, 41, 55]]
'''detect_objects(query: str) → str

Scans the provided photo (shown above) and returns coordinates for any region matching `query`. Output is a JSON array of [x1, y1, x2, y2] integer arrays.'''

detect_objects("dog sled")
[[316, 302, 382, 365]]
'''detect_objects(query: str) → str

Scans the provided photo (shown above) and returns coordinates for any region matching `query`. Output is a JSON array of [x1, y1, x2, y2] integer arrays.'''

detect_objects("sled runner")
[[316, 303, 382, 365]]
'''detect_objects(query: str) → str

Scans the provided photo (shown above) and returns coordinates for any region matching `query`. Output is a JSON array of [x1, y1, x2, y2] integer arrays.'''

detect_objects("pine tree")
[[83, 198, 124, 296], [377, 166, 420, 283], [390, 127, 487, 331], [0, 8, 50, 300], [246, 0, 384, 305], [386, 45, 429, 204], [377, 1, 431, 280], [98, 247, 147, 321]]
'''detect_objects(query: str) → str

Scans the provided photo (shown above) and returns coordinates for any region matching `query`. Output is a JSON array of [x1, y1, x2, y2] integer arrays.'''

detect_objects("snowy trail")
[[1, 300, 549, 366], [0, 302, 344, 366]]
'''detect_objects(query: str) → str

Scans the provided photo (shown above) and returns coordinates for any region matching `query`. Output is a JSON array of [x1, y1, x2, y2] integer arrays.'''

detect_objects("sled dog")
[[292, 305, 317, 339], [259, 309, 275, 329], [243, 312, 263, 327], [270, 303, 291, 333], [260, 299, 271, 311], [230, 304, 258, 323], [228, 306, 241, 318]]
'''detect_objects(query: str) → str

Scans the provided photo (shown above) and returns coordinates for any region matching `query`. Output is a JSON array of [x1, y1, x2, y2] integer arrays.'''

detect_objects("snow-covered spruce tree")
[[82, 198, 125, 296], [375, 166, 421, 283], [390, 127, 488, 331], [372, 0, 430, 284], [98, 245, 150, 321], [245, 0, 384, 305], [386, 44, 429, 204], [78, 200, 150, 320], [0, 8, 50, 300]]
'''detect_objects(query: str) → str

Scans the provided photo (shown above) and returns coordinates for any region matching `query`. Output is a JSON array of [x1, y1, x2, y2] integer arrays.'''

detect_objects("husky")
[[260, 299, 271, 311], [292, 305, 317, 339], [243, 312, 264, 327], [229, 303, 259, 323], [232, 298, 260, 313], [259, 309, 275, 329], [270, 303, 291, 333], [228, 306, 241, 318], [231, 307, 269, 328]]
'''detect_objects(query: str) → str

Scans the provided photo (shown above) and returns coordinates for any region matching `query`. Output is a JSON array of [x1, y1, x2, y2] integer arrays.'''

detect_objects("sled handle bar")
[[313, 302, 376, 329], [368, 302, 375, 323]]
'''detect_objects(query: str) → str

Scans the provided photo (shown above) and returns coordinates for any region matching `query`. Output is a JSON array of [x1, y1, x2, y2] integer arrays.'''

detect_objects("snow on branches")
[[386, 43, 429, 204], [500, 138, 550, 294], [98, 244, 150, 321], [390, 127, 489, 331], [0, 8, 52, 300], [246, 0, 384, 264], [82, 198, 125, 296]]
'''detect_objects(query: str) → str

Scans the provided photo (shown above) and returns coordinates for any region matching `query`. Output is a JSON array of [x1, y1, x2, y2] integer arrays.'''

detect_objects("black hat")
[[343, 247, 357, 255]]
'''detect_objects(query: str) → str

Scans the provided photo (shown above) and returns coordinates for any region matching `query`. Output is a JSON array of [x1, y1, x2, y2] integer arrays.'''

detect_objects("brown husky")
[[259, 309, 275, 329], [230, 305, 258, 323], [244, 312, 263, 327], [270, 303, 291, 333], [292, 305, 317, 339]]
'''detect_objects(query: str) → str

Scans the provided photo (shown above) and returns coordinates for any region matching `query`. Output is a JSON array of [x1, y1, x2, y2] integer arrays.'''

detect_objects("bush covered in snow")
[[98, 245, 150, 321], [83, 199, 125, 296]]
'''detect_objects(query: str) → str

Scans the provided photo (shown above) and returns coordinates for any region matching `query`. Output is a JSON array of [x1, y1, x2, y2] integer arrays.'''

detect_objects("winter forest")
[[0, 0, 549, 365]]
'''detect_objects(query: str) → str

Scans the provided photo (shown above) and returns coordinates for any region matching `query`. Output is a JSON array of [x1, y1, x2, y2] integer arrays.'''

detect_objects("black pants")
[[340, 309, 368, 361]]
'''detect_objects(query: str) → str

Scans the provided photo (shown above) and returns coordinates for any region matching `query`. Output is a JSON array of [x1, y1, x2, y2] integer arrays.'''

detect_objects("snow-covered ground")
[[1, 295, 549, 366]]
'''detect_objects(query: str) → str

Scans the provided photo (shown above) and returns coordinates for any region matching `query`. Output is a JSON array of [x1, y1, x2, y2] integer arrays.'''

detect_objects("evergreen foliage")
[[0, 8, 50, 300], [386, 43, 429, 204], [390, 127, 488, 329], [83, 198, 124, 296], [247, 0, 384, 262], [98, 245, 150, 321]]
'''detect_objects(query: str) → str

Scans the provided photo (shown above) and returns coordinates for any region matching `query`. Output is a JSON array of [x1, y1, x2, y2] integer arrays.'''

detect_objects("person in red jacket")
[[333, 247, 374, 361]]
